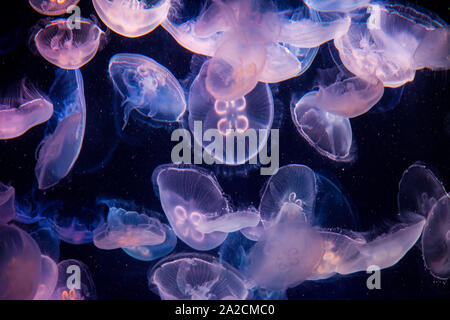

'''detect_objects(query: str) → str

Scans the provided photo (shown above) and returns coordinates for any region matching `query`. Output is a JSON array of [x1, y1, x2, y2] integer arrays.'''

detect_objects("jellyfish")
[[27, 220, 61, 261], [334, 4, 449, 87], [122, 224, 177, 262], [291, 91, 353, 161], [29, 0, 80, 16], [246, 202, 325, 292], [51, 259, 96, 300], [311, 214, 426, 279], [259, 164, 317, 228], [93, 207, 166, 250], [188, 60, 274, 165], [35, 69, 86, 190], [108, 53, 186, 128], [314, 69, 385, 118], [398, 163, 447, 218], [0, 182, 15, 223], [92, 0, 170, 38], [0, 80, 53, 140], [196, 208, 261, 234], [240, 221, 265, 242], [422, 195, 450, 280], [152, 164, 230, 251], [34, 18, 104, 69], [33, 255, 58, 300], [0, 224, 42, 300], [148, 253, 251, 300], [304, 0, 371, 13]]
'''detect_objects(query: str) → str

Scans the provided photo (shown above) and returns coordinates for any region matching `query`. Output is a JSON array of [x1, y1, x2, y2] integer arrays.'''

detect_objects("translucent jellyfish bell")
[[148, 253, 251, 300], [188, 60, 274, 165], [92, 0, 170, 38], [0, 80, 53, 140], [259, 164, 317, 228], [0, 224, 42, 299], [0, 182, 15, 223], [334, 4, 449, 87], [51, 259, 96, 300], [29, 0, 80, 16], [152, 164, 230, 251], [122, 224, 177, 262], [291, 91, 353, 161], [35, 69, 86, 190], [35, 18, 104, 69], [33, 255, 58, 300], [108, 53, 186, 127], [247, 202, 325, 291], [93, 207, 166, 250], [398, 163, 447, 218], [311, 215, 426, 280], [422, 195, 450, 280], [196, 208, 261, 234]]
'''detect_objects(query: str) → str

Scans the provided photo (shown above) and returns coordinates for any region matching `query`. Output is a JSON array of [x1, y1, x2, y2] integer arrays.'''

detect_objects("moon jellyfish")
[[291, 91, 353, 161], [0, 80, 53, 140], [189, 61, 274, 165], [34, 18, 104, 69], [196, 208, 261, 234], [422, 195, 450, 280], [149, 253, 251, 300], [398, 163, 447, 218], [152, 164, 230, 251], [311, 215, 426, 280], [0, 224, 42, 300], [35, 69, 86, 190], [0, 182, 15, 223], [29, 0, 80, 16], [304, 0, 371, 13], [33, 255, 58, 300], [122, 224, 177, 262], [108, 53, 186, 128], [92, 0, 170, 38], [51, 259, 96, 300], [247, 202, 324, 291], [259, 164, 317, 228], [334, 4, 449, 87], [93, 207, 166, 250], [315, 69, 384, 118]]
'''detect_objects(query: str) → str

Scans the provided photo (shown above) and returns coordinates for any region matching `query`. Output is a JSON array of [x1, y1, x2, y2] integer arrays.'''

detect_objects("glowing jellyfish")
[[291, 91, 353, 161], [0, 80, 53, 140], [34, 18, 104, 69], [315, 70, 385, 118], [259, 164, 317, 228], [0, 182, 15, 223], [422, 195, 450, 280], [152, 164, 230, 251], [93, 207, 166, 250], [108, 53, 186, 127], [311, 215, 426, 280], [33, 255, 58, 300], [92, 0, 170, 38], [304, 0, 371, 12], [35, 69, 86, 190], [51, 259, 96, 300], [188, 60, 274, 165], [29, 0, 80, 16], [0, 224, 42, 300], [122, 224, 177, 262], [334, 4, 449, 87], [398, 163, 447, 218], [149, 253, 251, 300], [247, 202, 324, 292]]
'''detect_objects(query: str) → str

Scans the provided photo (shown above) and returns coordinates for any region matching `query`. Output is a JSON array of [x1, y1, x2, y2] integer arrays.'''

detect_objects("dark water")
[[0, 1, 448, 299]]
